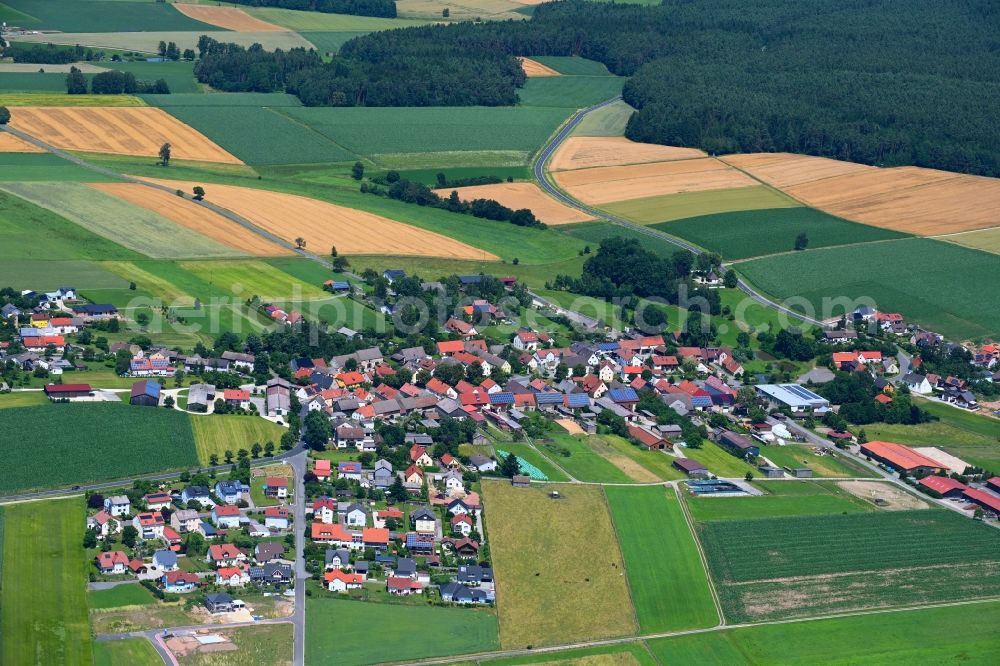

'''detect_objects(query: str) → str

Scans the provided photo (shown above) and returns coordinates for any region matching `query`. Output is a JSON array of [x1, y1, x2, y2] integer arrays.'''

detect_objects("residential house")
[[264, 477, 289, 499], [450, 513, 474, 537], [204, 593, 235, 613], [223, 388, 251, 410], [216, 565, 250, 587], [387, 577, 423, 596], [133, 512, 165, 540], [163, 571, 200, 593], [440, 582, 491, 605], [215, 480, 246, 505], [250, 562, 292, 587], [104, 495, 131, 518], [211, 505, 242, 529], [255, 542, 285, 564], [172, 508, 203, 534], [96, 551, 130, 575], [265, 506, 290, 530], [342, 503, 367, 528], [411, 507, 437, 535], [325, 569, 365, 593], [467, 455, 497, 473], [902, 372, 934, 395], [207, 544, 247, 567], [87, 510, 121, 539], [143, 492, 173, 511], [152, 550, 178, 572], [181, 486, 213, 508]]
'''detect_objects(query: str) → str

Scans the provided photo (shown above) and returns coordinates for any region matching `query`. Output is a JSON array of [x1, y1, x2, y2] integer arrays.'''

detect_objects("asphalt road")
[[532, 98, 828, 329]]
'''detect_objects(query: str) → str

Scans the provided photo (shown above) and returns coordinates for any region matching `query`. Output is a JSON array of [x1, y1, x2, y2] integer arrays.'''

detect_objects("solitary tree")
[[794, 232, 809, 251], [251, 442, 262, 458], [500, 452, 521, 478], [442, 8, 450, 17], [330, 245, 338, 258], [159, 142, 171, 167], [264, 441, 275, 457], [0, 106, 10, 125], [723, 269, 738, 288], [66, 66, 87, 94], [332, 255, 349, 272], [351, 161, 364, 180], [121, 525, 138, 549], [164, 395, 175, 409], [192, 185, 205, 200], [295, 237, 307, 249], [744, 471, 754, 482]]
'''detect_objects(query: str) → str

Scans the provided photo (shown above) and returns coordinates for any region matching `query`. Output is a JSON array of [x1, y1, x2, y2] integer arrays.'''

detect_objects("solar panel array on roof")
[[783, 384, 823, 401], [597, 342, 619, 351], [534, 392, 564, 405], [566, 393, 590, 408], [608, 388, 639, 402], [690, 395, 713, 407], [488, 392, 514, 405]]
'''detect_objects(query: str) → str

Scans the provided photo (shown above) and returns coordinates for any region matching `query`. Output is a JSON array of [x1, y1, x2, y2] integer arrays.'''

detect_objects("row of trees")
[[0, 43, 105, 64], [66, 67, 170, 95], [225, 0, 396, 19]]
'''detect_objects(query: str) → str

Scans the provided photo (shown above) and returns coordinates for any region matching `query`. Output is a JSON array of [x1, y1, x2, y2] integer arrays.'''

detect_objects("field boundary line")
[[672, 484, 725, 627], [266, 106, 371, 165], [523, 434, 578, 482], [727, 235, 914, 264], [639, 639, 663, 666], [600, 486, 643, 637]]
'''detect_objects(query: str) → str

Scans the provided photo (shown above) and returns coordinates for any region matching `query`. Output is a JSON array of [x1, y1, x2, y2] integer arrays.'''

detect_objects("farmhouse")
[[860, 441, 945, 474]]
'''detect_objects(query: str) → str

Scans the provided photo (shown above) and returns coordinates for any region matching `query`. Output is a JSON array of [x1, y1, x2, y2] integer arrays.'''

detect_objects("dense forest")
[[225, 0, 396, 19], [194, 0, 1000, 174]]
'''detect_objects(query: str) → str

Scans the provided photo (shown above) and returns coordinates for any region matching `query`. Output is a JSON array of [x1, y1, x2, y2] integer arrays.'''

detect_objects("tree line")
[[0, 43, 105, 64], [65, 67, 170, 95], [224, 0, 396, 19]]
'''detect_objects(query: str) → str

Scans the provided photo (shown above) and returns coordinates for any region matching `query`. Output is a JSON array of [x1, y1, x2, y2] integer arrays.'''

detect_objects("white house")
[[104, 495, 131, 518], [342, 504, 367, 528], [87, 510, 121, 539], [903, 372, 933, 395], [211, 505, 242, 529]]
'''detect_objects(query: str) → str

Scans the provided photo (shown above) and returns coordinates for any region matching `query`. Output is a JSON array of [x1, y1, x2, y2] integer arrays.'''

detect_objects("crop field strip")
[[0, 181, 244, 259], [442, 182, 594, 225], [0, 92, 145, 107], [520, 57, 561, 77], [172, 3, 287, 31], [569, 99, 636, 137], [696, 509, 1000, 623], [9, 106, 243, 164], [516, 75, 625, 108], [549, 136, 705, 171], [0, 151, 122, 182], [1, 0, 220, 32], [601, 186, 799, 225], [941, 225, 1000, 255], [685, 480, 874, 522], [11, 30, 315, 54]]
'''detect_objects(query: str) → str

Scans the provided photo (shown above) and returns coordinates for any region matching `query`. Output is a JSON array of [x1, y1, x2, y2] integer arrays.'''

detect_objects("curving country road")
[[532, 97, 828, 329]]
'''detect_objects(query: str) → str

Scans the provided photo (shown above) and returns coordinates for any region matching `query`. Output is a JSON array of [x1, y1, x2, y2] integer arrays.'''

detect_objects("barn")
[[130, 380, 161, 407], [860, 441, 945, 475]]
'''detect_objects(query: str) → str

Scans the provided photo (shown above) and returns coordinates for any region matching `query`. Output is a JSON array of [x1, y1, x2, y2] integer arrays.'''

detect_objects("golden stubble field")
[[138, 177, 497, 260], [90, 183, 292, 257], [0, 133, 44, 153], [442, 182, 593, 225], [550, 136, 705, 171], [519, 57, 560, 77], [173, 4, 287, 31], [9, 107, 243, 164]]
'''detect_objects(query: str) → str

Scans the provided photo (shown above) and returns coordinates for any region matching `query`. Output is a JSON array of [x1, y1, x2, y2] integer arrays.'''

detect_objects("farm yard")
[[0, 403, 198, 493], [482, 480, 637, 648], [1, 499, 91, 666], [697, 509, 1000, 622], [605, 486, 719, 633]]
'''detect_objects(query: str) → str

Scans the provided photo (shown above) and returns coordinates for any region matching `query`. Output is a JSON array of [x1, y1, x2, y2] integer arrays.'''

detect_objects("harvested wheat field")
[[555, 419, 584, 435], [943, 226, 1000, 255], [550, 137, 705, 171], [10, 107, 242, 164], [720, 153, 874, 188], [554, 158, 758, 206], [785, 167, 1000, 235], [519, 57, 560, 77], [443, 182, 592, 225], [0, 133, 44, 153], [173, 4, 286, 31], [138, 177, 496, 260], [90, 183, 293, 257]]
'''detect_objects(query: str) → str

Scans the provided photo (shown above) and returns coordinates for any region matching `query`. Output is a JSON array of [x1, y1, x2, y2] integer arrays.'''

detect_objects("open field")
[[443, 182, 593, 225], [654, 207, 907, 260], [0, 187, 141, 261], [92, 182, 292, 256], [495, 442, 571, 482], [1, 499, 91, 666], [646, 601, 1000, 665], [299, 30, 369, 55], [0, 181, 242, 258], [177, 624, 292, 666], [89, 584, 158, 610], [10, 106, 242, 164], [0, 92, 144, 106], [102, 60, 201, 94], [944, 226, 1000, 255], [685, 480, 873, 522], [398, 0, 525, 21], [190, 415, 286, 465], [554, 158, 758, 205], [581, 435, 673, 482], [0, 71, 75, 91], [0, 391, 48, 409], [520, 57, 560, 77], [306, 597, 497, 665], [837, 480, 929, 511], [562, 220, 689, 260], [145, 93, 302, 108], [179, 259, 331, 301], [681, 443, 757, 478], [163, 105, 356, 165], [517, 76, 624, 108], [570, 99, 635, 137], [2, 0, 218, 32], [536, 433, 635, 483], [139, 177, 498, 259], [602, 187, 798, 225], [11, 30, 313, 53], [483, 481, 636, 648], [0, 63, 108, 74], [482, 642, 656, 666], [0, 151, 122, 182], [173, 4, 286, 31], [0, 258, 128, 291], [606, 486, 718, 633], [737, 238, 1000, 340], [93, 639, 162, 666], [723, 153, 1000, 236], [549, 137, 704, 171], [757, 444, 869, 477], [0, 403, 198, 493], [530, 56, 613, 76], [0, 131, 44, 153], [697, 509, 1000, 622], [246, 7, 429, 31]]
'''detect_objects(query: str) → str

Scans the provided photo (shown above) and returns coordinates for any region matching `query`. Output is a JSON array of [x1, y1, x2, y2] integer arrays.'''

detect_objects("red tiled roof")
[[861, 441, 944, 471], [963, 488, 1000, 513], [917, 476, 968, 495], [224, 388, 250, 401]]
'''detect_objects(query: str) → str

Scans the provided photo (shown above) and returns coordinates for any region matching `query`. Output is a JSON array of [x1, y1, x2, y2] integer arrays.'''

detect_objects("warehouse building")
[[860, 441, 945, 475], [755, 384, 831, 414]]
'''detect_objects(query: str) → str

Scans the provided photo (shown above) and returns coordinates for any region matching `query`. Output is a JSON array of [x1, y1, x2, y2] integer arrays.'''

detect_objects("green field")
[[0, 71, 71, 91], [569, 99, 635, 137], [191, 415, 286, 465], [681, 442, 757, 478], [603, 187, 797, 225], [530, 56, 613, 76], [179, 259, 332, 301], [0, 91, 144, 106], [301, 31, 370, 55], [606, 486, 719, 633], [685, 480, 873, 522], [646, 601, 1000, 665], [653, 207, 908, 260], [2, 0, 218, 31], [493, 442, 570, 482], [0, 152, 121, 182], [698, 509, 1000, 622], [192, 624, 292, 665], [164, 105, 357, 165], [482, 481, 636, 648], [0, 403, 198, 493], [757, 444, 870, 477], [0, 258, 128, 291], [93, 638, 162, 666], [0, 188, 141, 261], [482, 642, 657, 666], [248, 7, 429, 31], [738, 238, 1000, 340], [1, 499, 92, 666], [562, 220, 688, 260], [142, 92, 303, 107], [517, 76, 624, 108], [306, 597, 498, 665], [946, 226, 1000, 256], [0, 182, 242, 258], [105, 60, 201, 94], [0, 391, 48, 409], [535, 433, 634, 483], [88, 583, 158, 610]]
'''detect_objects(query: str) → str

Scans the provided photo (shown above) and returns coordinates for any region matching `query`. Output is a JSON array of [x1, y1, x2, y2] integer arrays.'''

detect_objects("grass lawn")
[[0, 258, 127, 292], [737, 238, 1000, 341], [482, 642, 656, 666], [0, 92, 144, 106], [191, 415, 285, 465], [0, 391, 48, 409], [185, 624, 292, 665], [93, 638, 162, 666], [492, 442, 571, 482], [681, 442, 757, 478], [482, 480, 636, 648], [603, 187, 797, 225], [606, 486, 719, 633], [590, 434, 686, 481], [179, 259, 331, 301], [250, 465, 292, 507], [646, 600, 1000, 664], [685, 480, 873, 522], [88, 584, 158, 610], [0, 402, 198, 493], [306, 598, 497, 665], [757, 444, 870, 478], [535, 432, 635, 483], [517, 76, 624, 108], [1, 499, 91, 666]]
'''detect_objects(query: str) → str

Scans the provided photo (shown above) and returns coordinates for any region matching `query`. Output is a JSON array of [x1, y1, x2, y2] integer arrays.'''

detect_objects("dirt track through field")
[[173, 4, 287, 31], [137, 177, 497, 260], [89, 183, 292, 257], [442, 182, 593, 225], [554, 157, 758, 205], [723, 153, 1000, 235], [519, 57, 560, 77], [10, 107, 242, 164], [0, 133, 44, 153], [550, 137, 705, 171]]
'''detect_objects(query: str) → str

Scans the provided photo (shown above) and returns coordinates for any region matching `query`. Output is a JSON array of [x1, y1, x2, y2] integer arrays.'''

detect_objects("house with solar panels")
[[755, 384, 831, 415]]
